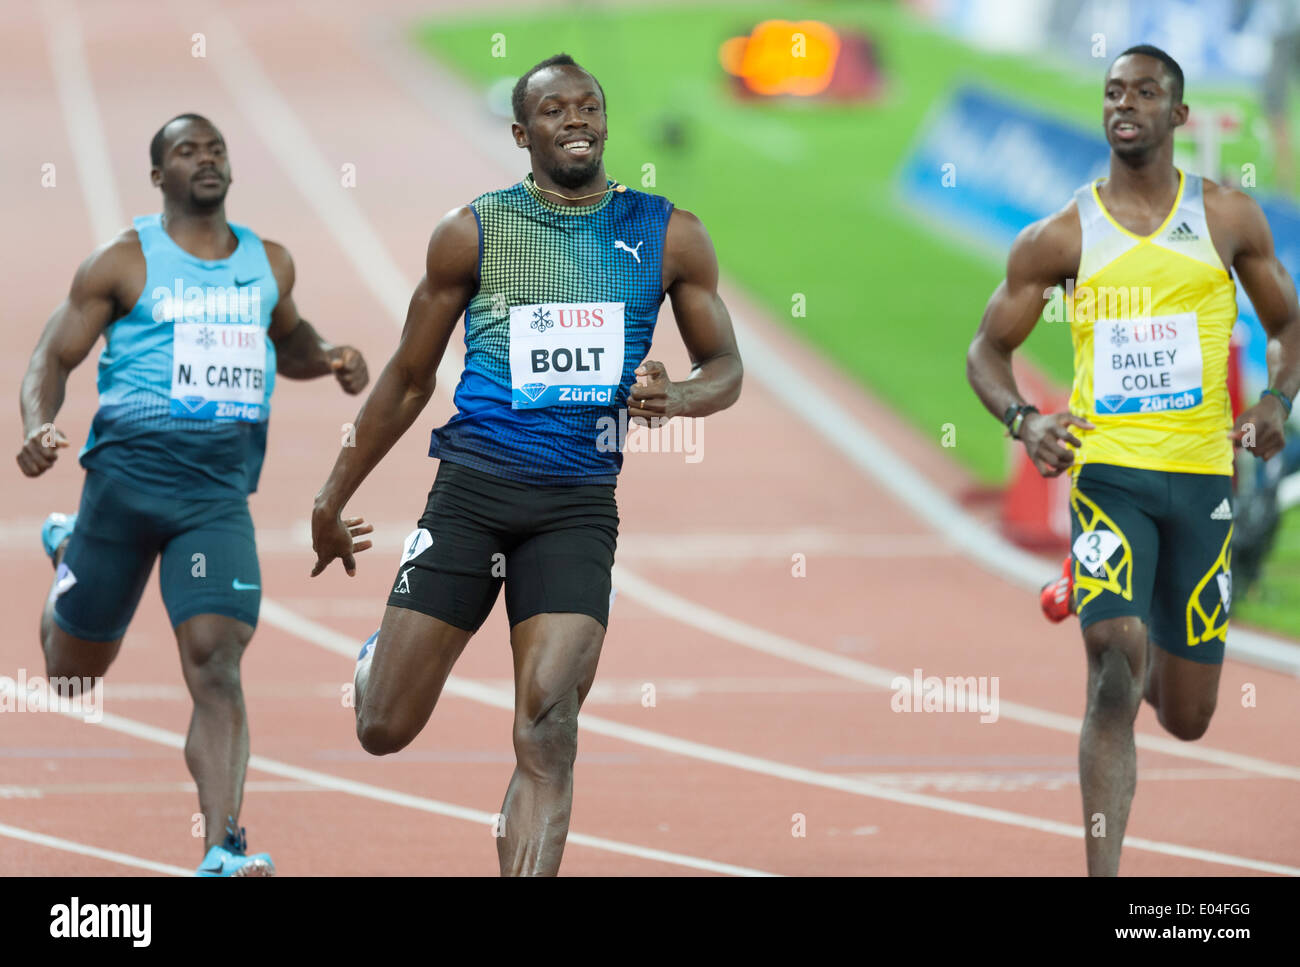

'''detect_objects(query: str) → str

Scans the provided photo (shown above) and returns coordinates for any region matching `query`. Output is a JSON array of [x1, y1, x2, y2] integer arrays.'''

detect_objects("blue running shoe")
[[196, 820, 275, 877], [354, 630, 379, 699], [41, 513, 76, 562]]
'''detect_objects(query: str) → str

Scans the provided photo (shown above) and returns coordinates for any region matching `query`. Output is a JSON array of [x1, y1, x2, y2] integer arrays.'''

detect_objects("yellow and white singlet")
[[1067, 169, 1237, 476]]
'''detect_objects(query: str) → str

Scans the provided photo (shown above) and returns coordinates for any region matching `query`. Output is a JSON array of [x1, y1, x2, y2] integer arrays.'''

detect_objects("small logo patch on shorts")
[[1216, 571, 1232, 613], [394, 567, 413, 595], [48, 562, 77, 604]]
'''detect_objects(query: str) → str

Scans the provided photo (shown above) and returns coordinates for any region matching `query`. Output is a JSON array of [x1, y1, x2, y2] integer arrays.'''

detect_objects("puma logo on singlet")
[[613, 239, 643, 263]]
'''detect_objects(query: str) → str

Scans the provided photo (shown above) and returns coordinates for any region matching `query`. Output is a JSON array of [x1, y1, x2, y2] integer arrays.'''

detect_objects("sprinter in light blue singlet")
[[17, 114, 370, 876]]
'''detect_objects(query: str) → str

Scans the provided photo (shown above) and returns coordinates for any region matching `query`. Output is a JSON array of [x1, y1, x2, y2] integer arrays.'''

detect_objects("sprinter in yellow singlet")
[[966, 45, 1300, 876]]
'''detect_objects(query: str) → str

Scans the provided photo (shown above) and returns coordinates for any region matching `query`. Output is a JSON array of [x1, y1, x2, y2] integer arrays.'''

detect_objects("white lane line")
[[260, 599, 1299, 875], [612, 566, 1300, 782], [38, 0, 124, 242], [24, 678, 771, 877], [0, 821, 192, 876], [188, 4, 411, 324], [0, 780, 323, 797], [0, 518, 955, 560]]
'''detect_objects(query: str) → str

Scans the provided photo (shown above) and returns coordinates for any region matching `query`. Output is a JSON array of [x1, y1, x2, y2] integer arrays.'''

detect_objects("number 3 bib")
[[509, 302, 625, 409]]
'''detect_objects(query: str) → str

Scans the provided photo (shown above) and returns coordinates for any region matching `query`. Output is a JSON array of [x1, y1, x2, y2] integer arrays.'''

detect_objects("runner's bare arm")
[[17, 232, 140, 477], [310, 207, 478, 576], [966, 207, 1093, 477], [264, 241, 368, 394], [628, 209, 742, 421], [1215, 187, 1300, 460]]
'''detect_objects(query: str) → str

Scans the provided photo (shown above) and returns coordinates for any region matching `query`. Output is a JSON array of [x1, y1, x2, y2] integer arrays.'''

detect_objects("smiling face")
[[512, 65, 608, 192], [1103, 54, 1187, 161], [151, 117, 231, 210]]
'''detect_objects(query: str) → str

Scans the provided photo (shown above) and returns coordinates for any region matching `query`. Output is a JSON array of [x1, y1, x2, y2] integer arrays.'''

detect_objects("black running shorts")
[[385, 461, 619, 632], [1070, 462, 1233, 665]]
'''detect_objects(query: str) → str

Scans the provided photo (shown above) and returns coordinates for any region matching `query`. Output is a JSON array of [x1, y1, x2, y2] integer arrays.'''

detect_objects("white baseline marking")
[[39, 0, 124, 241], [260, 599, 1299, 875], [0, 821, 192, 876]]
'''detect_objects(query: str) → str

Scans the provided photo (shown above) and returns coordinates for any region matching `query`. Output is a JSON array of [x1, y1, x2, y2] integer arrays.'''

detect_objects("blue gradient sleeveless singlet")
[[79, 214, 279, 497], [429, 175, 673, 485]]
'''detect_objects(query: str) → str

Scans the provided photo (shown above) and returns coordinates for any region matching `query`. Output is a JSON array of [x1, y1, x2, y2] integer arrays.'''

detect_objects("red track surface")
[[2, 0, 1297, 876]]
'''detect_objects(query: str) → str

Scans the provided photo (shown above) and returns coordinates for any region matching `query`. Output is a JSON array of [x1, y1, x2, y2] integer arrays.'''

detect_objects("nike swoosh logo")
[[198, 861, 226, 874], [234, 277, 261, 286], [231, 579, 260, 591]]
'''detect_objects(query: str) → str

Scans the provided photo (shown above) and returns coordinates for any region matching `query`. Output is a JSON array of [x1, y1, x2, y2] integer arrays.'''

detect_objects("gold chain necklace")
[[528, 177, 627, 203]]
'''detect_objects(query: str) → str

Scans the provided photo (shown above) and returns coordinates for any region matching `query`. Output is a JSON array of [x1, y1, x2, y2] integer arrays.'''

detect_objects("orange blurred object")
[[718, 20, 841, 97]]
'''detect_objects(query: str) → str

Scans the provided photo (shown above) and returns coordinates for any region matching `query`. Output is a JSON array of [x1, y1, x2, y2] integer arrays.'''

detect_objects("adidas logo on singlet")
[[1167, 221, 1199, 242], [1210, 498, 1233, 521]]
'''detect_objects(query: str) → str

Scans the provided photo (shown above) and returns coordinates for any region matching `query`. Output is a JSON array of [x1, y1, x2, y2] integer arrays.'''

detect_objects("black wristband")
[[1003, 404, 1039, 440]]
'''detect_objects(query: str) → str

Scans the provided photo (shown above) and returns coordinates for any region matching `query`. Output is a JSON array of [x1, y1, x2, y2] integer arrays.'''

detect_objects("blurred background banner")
[[898, 86, 1110, 250], [925, 0, 1280, 83]]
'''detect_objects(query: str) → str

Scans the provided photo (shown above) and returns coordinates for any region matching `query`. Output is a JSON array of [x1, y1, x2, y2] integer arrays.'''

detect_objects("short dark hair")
[[1113, 44, 1184, 103], [511, 53, 605, 124], [150, 113, 216, 167]]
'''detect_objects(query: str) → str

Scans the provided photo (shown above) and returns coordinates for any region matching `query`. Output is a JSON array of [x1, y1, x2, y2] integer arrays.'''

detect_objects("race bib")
[[170, 322, 268, 422], [1093, 312, 1203, 415], [509, 302, 625, 409]]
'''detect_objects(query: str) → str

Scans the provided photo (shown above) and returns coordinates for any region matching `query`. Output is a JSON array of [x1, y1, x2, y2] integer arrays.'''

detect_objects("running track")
[[1, 0, 1297, 876]]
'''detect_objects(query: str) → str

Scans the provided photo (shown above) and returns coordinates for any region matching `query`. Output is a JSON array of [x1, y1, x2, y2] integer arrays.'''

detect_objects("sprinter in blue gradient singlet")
[[428, 174, 673, 484], [17, 114, 369, 876], [310, 55, 744, 876]]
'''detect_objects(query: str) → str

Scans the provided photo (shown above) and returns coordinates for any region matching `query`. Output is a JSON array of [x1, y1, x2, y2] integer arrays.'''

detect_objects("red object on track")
[[1039, 556, 1074, 623]]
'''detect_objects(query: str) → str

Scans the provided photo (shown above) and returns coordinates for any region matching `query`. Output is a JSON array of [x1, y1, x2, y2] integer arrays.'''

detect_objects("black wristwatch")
[[1002, 403, 1039, 440]]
